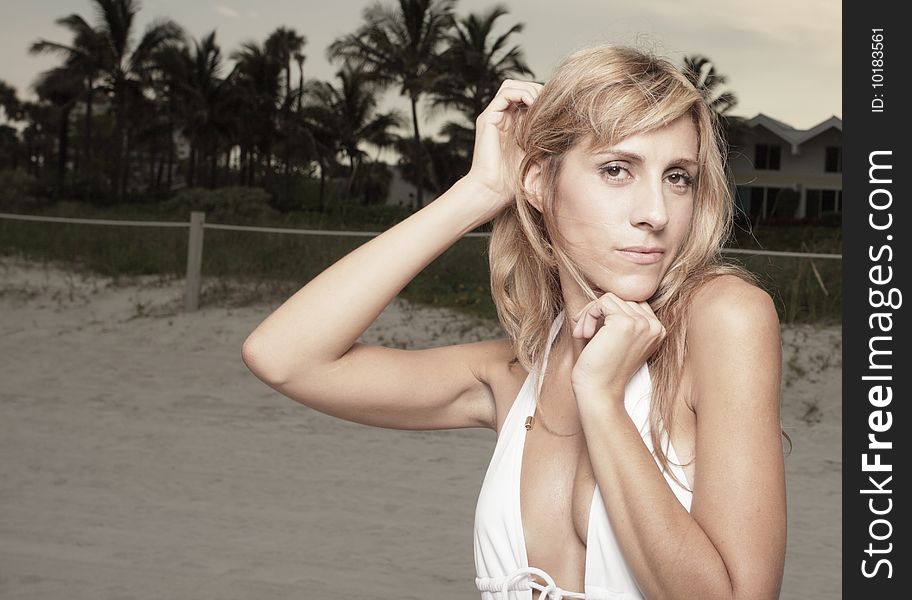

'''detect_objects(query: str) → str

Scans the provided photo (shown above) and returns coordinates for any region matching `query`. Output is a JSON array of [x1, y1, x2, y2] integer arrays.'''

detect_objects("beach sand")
[[0, 255, 840, 599]]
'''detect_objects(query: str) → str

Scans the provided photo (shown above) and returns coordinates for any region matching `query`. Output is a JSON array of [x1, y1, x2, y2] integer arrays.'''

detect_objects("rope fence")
[[0, 211, 843, 312]]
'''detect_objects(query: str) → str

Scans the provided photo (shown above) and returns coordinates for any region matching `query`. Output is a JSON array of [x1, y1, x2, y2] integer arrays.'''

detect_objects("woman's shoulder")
[[683, 274, 781, 405], [684, 274, 780, 374], [688, 274, 778, 333]]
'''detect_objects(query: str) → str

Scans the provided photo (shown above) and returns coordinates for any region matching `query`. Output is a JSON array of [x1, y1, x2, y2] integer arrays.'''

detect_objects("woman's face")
[[549, 114, 698, 302]]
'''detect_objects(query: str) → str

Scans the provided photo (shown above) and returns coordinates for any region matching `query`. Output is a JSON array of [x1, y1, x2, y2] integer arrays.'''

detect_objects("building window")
[[768, 187, 798, 219], [825, 146, 842, 172], [750, 187, 765, 219], [754, 143, 781, 170], [806, 189, 842, 218], [821, 189, 840, 213]]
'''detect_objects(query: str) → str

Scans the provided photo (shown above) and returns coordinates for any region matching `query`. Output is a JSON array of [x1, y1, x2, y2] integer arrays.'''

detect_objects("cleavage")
[[519, 385, 595, 584]]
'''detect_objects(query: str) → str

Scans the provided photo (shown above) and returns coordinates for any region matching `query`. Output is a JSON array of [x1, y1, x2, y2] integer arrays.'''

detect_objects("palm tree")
[[328, 0, 457, 209], [425, 4, 534, 190], [304, 61, 404, 202], [231, 40, 283, 186], [160, 31, 235, 188], [19, 102, 56, 179], [294, 51, 306, 112], [680, 54, 745, 172], [29, 14, 105, 189], [297, 96, 341, 211], [34, 0, 184, 198], [266, 27, 307, 108], [0, 81, 22, 170], [431, 5, 534, 124], [146, 41, 185, 191], [0, 80, 21, 124], [33, 67, 84, 192], [681, 54, 738, 115], [266, 27, 306, 200]]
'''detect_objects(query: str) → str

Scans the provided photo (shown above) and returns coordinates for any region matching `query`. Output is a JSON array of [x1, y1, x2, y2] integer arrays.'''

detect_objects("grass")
[[0, 199, 841, 324]]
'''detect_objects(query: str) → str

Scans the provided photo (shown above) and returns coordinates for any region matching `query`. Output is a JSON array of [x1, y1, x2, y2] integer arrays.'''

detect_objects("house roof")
[[744, 113, 842, 147]]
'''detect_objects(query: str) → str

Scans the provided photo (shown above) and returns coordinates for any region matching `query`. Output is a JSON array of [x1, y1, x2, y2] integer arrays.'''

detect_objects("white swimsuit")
[[473, 308, 693, 599]]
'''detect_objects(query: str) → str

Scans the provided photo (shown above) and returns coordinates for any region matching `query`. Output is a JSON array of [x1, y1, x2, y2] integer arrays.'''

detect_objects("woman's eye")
[[598, 164, 629, 179], [667, 171, 695, 188]]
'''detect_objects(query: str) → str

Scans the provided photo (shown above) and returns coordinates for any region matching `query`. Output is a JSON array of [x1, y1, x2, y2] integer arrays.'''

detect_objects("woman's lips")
[[615, 249, 665, 264]]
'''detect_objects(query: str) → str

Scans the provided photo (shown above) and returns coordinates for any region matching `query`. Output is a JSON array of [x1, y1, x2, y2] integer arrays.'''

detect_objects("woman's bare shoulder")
[[688, 274, 778, 331], [685, 274, 781, 410]]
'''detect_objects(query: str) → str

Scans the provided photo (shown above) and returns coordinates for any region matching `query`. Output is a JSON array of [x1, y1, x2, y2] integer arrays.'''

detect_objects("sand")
[[0, 255, 840, 599]]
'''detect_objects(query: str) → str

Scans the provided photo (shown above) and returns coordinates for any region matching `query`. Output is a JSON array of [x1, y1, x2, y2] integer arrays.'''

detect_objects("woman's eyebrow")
[[593, 148, 699, 168]]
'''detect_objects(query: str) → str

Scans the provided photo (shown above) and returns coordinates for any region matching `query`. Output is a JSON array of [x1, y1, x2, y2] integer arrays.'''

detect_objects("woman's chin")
[[592, 278, 659, 302]]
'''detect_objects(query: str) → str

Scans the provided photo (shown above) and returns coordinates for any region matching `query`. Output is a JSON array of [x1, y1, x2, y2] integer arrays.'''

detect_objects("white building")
[[729, 113, 842, 223]]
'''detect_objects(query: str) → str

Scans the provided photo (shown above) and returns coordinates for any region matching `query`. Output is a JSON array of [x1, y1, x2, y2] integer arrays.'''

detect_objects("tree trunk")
[[345, 152, 358, 202], [150, 151, 157, 192], [189, 143, 197, 188], [113, 79, 126, 199], [56, 105, 71, 195], [409, 95, 424, 209], [239, 145, 247, 186], [121, 128, 131, 199], [166, 83, 174, 191], [284, 62, 292, 203], [82, 77, 94, 188], [297, 63, 304, 113], [209, 140, 217, 189], [155, 150, 164, 191], [26, 139, 34, 177], [318, 158, 326, 212]]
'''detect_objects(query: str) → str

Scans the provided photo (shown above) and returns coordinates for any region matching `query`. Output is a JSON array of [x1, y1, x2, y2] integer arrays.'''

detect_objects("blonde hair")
[[488, 42, 765, 489]]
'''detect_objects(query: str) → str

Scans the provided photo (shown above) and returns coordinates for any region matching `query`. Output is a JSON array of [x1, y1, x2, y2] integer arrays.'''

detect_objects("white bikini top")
[[473, 308, 693, 599]]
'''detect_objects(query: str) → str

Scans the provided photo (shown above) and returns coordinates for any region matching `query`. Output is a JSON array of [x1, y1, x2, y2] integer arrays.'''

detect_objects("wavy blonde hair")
[[488, 42, 764, 488]]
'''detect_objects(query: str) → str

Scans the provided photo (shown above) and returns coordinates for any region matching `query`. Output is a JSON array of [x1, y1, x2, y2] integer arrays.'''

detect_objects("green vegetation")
[[1, 195, 840, 324]]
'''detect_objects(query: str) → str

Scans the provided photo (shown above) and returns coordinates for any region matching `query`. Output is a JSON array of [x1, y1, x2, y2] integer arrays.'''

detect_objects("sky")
[[1, 0, 841, 139]]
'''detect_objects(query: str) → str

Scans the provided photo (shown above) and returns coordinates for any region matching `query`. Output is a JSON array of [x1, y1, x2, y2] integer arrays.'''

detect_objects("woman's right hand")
[[464, 79, 543, 214]]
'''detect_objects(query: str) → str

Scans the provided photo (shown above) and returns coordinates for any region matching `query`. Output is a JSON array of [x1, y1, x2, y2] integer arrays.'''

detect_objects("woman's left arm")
[[574, 279, 786, 600]]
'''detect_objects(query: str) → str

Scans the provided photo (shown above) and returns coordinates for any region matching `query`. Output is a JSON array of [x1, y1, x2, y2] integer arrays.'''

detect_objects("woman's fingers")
[[465, 79, 545, 210], [630, 301, 666, 336], [481, 80, 543, 124], [577, 293, 625, 338], [572, 293, 664, 340]]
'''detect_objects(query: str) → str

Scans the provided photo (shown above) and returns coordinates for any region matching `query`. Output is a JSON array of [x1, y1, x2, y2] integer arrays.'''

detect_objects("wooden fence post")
[[184, 211, 205, 312]]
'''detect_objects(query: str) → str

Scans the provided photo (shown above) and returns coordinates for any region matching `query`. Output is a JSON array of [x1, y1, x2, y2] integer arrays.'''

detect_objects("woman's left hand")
[[569, 292, 667, 400]]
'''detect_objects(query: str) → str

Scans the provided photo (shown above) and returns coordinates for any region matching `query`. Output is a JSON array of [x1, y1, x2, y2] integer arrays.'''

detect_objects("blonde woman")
[[242, 43, 786, 600]]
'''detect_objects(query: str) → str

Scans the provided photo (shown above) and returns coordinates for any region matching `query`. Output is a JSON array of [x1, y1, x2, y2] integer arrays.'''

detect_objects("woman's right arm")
[[241, 76, 542, 432], [242, 177, 507, 430]]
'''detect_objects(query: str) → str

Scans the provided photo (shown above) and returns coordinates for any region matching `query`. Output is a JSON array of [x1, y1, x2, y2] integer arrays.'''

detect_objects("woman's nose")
[[631, 179, 669, 229]]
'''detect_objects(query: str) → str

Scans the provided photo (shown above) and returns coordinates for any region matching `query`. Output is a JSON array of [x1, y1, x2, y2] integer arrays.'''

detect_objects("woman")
[[242, 42, 786, 600]]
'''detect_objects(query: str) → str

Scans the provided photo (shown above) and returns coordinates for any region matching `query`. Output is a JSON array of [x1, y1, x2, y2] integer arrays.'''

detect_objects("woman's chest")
[[490, 355, 698, 566], [505, 367, 698, 554], [521, 428, 596, 554], [516, 369, 599, 573]]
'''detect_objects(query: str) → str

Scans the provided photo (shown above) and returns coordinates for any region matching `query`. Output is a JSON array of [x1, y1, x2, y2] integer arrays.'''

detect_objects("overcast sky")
[[2, 0, 841, 137]]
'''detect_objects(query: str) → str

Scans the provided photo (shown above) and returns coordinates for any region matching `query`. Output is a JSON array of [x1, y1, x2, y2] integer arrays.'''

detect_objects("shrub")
[[0, 169, 42, 212], [157, 186, 279, 222]]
